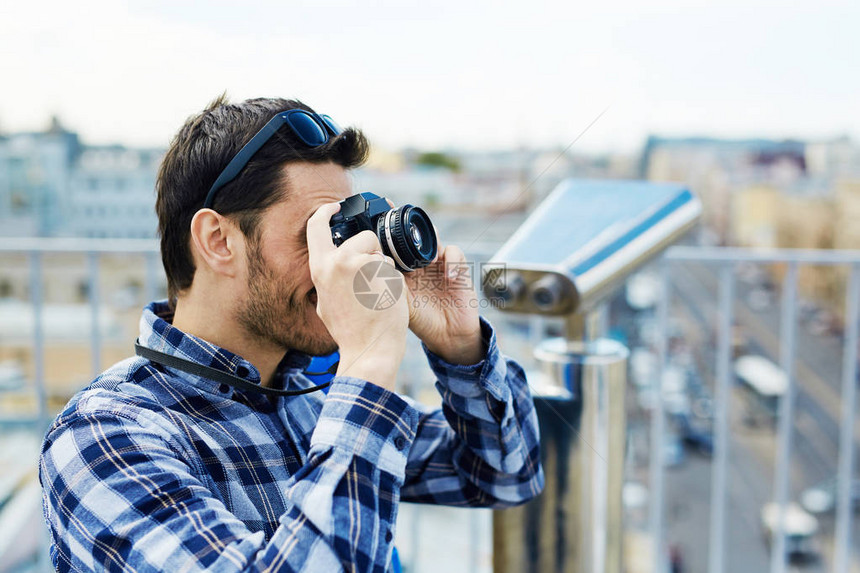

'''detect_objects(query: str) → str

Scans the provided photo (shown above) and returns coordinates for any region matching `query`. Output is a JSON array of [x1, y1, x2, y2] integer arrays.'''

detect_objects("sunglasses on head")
[[202, 109, 342, 209]]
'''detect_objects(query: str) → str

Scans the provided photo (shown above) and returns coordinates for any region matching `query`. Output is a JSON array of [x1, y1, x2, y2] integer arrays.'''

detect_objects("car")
[[663, 431, 686, 468], [680, 429, 713, 456], [734, 354, 786, 427], [800, 477, 860, 514], [674, 413, 714, 456], [760, 502, 820, 563]]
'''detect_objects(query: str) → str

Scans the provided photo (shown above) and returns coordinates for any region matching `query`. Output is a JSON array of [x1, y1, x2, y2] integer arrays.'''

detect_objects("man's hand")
[[405, 243, 484, 365], [307, 203, 408, 391]]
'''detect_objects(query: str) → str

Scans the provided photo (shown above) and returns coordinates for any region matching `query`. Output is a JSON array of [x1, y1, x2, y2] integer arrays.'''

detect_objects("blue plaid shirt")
[[39, 301, 544, 572]]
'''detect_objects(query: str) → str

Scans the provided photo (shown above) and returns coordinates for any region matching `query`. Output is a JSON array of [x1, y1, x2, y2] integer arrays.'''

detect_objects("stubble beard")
[[236, 242, 338, 357]]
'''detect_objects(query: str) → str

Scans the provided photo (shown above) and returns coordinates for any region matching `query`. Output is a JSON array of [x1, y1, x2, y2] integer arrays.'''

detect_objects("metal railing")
[[0, 238, 161, 432], [657, 247, 860, 573], [1, 240, 858, 572]]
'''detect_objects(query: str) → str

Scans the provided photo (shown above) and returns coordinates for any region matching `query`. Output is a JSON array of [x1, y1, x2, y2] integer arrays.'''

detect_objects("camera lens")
[[378, 205, 438, 272], [410, 224, 422, 249]]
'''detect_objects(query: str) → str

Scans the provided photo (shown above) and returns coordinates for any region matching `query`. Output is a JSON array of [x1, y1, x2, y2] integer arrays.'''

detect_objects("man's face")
[[235, 161, 353, 356]]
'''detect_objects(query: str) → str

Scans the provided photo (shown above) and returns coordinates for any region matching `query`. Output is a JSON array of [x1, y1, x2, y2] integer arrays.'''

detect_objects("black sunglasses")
[[202, 110, 342, 209]]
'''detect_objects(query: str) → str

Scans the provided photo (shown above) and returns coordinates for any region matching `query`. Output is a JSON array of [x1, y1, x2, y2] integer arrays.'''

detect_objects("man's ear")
[[189, 209, 244, 278]]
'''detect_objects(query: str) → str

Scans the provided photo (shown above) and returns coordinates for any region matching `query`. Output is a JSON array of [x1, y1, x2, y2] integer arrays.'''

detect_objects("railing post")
[[708, 263, 734, 573], [87, 252, 102, 378], [144, 251, 160, 304], [29, 252, 48, 433], [834, 264, 859, 573], [650, 261, 670, 573], [770, 262, 799, 573]]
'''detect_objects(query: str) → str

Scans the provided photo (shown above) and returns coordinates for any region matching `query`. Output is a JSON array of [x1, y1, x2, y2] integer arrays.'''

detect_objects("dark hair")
[[156, 95, 370, 308]]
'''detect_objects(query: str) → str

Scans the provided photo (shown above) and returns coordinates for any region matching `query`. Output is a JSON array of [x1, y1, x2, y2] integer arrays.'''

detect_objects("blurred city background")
[[1, 1, 859, 572]]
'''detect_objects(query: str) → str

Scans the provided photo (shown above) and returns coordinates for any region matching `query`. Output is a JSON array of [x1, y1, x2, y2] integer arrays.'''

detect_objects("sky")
[[0, 0, 858, 154]]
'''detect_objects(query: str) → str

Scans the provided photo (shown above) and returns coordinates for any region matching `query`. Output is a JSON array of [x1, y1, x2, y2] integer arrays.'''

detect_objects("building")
[[0, 118, 80, 237], [66, 146, 162, 239], [806, 137, 860, 179], [642, 136, 807, 245], [0, 119, 162, 239], [731, 185, 781, 248], [833, 180, 860, 251]]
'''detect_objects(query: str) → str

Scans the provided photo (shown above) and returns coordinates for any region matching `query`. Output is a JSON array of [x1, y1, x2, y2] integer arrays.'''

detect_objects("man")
[[39, 96, 544, 572]]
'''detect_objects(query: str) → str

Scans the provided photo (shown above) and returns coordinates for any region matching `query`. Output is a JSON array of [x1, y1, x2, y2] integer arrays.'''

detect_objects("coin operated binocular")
[[489, 179, 701, 573]]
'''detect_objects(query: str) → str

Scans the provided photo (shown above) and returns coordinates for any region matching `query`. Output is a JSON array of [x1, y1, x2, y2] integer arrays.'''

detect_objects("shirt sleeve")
[[39, 380, 421, 573], [400, 316, 545, 507]]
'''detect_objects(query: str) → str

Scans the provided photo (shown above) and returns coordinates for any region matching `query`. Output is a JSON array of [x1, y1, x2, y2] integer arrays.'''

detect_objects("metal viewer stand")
[[485, 180, 701, 573]]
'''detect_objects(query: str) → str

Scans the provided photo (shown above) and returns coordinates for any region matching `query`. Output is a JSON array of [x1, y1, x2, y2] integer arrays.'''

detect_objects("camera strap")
[[134, 341, 334, 397]]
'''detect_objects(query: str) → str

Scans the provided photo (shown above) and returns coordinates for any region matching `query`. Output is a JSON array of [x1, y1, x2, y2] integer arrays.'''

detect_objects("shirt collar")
[[138, 300, 313, 396]]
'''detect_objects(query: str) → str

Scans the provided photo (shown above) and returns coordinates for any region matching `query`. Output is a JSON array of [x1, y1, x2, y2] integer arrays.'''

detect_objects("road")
[[651, 260, 860, 572]]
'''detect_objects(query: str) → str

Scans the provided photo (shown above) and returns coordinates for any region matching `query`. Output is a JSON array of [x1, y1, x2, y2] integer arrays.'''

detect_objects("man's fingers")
[[340, 230, 383, 255], [306, 202, 341, 257], [369, 251, 397, 269], [435, 243, 459, 267], [441, 245, 472, 287], [443, 244, 466, 265], [443, 244, 466, 272]]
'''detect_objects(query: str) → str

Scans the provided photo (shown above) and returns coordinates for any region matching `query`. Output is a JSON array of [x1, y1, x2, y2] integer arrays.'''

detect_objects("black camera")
[[329, 192, 437, 272]]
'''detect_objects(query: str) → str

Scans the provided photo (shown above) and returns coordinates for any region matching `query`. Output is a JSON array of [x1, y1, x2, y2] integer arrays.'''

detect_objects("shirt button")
[[394, 436, 407, 451], [236, 366, 249, 377], [385, 529, 393, 543], [219, 384, 231, 393]]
